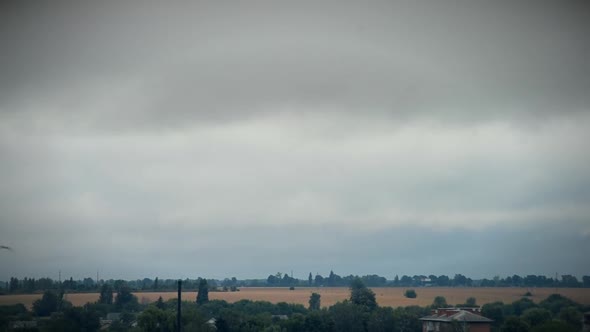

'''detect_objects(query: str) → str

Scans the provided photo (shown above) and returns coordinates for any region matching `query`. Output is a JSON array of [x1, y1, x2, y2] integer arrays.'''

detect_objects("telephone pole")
[[177, 280, 182, 332]]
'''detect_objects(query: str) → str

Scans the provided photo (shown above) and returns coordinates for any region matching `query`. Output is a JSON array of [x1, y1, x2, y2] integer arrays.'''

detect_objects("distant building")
[[9, 321, 38, 330], [106, 312, 121, 321], [206, 318, 217, 328], [100, 313, 122, 330], [420, 307, 493, 332]]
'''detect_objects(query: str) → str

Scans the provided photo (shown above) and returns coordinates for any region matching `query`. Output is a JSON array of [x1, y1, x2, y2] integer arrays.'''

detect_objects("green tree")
[[367, 306, 395, 332], [453, 274, 468, 286], [309, 293, 321, 311], [329, 301, 368, 332], [539, 294, 579, 314], [558, 306, 583, 331], [349, 278, 377, 310], [531, 320, 576, 332], [521, 308, 551, 328], [138, 306, 175, 332], [68, 306, 101, 332], [155, 296, 166, 310], [511, 297, 537, 316], [281, 312, 306, 332], [197, 278, 209, 305], [308, 272, 313, 287], [404, 289, 417, 298], [154, 277, 158, 290], [267, 275, 278, 285], [181, 305, 211, 331], [465, 297, 477, 307], [303, 310, 335, 332], [392, 306, 424, 332], [328, 271, 335, 286], [98, 283, 113, 305], [32, 290, 59, 316], [432, 296, 448, 308], [437, 275, 450, 286], [9, 277, 19, 293], [43, 307, 100, 332], [482, 301, 505, 327], [501, 316, 530, 332], [115, 286, 139, 310], [314, 274, 324, 286]]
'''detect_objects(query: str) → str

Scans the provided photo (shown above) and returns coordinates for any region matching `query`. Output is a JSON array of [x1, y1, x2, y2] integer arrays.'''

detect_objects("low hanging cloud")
[[1, 1, 589, 279]]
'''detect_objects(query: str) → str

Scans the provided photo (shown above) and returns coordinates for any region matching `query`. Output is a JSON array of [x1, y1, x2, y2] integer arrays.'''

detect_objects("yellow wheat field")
[[2, 287, 589, 309]]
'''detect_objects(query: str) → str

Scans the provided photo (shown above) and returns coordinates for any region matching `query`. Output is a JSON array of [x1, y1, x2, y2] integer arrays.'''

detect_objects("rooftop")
[[420, 308, 493, 323]]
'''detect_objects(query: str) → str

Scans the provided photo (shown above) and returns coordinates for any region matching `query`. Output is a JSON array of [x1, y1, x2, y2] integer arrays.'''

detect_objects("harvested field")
[[2, 287, 590, 309]]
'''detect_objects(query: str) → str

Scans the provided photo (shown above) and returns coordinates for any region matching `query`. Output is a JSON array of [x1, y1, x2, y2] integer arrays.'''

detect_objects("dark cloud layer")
[[1, 1, 589, 280], [1, 1, 589, 130]]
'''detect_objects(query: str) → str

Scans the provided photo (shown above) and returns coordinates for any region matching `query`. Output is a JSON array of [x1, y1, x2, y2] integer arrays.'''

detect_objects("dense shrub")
[[404, 289, 417, 298]]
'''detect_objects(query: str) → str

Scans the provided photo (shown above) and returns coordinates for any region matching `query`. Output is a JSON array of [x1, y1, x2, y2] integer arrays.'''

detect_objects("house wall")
[[469, 324, 491, 332], [422, 321, 491, 332]]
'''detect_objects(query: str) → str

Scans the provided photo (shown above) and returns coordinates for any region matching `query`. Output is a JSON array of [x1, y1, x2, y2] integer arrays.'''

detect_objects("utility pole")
[[177, 280, 182, 332]]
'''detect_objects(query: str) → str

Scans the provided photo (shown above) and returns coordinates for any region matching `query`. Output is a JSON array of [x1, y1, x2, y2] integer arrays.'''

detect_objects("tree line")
[[1, 277, 588, 332], [3, 272, 590, 294]]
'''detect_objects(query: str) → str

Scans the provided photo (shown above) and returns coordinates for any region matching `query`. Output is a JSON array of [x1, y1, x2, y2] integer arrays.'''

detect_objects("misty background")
[[1, 1, 589, 281]]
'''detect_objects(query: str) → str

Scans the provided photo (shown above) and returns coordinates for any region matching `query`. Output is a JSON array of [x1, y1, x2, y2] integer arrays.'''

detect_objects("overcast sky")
[[1, 1, 589, 281]]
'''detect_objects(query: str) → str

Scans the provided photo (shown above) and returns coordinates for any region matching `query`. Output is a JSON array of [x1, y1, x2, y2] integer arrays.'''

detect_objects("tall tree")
[[196, 278, 209, 305], [521, 308, 552, 328], [314, 274, 324, 286], [328, 270, 335, 285], [309, 293, 321, 311], [501, 316, 530, 332], [308, 272, 313, 287], [115, 286, 138, 310], [32, 291, 59, 316], [98, 283, 113, 305], [349, 277, 377, 310], [155, 296, 166, 310], [9, 277, 19, 293]]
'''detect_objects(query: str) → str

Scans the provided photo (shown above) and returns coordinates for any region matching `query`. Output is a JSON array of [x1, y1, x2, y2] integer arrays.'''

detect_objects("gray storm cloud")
[[0, 1, 589, 279]]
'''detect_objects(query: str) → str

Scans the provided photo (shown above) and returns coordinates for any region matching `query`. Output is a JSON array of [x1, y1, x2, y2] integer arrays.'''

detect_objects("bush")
[[530, 320, 576, 332], [432, 296, 448, 308], [404, 289, 417, 298], [521, 308, 552, 328], [289, 286, 295, 290], [465, 297, 477, 307], [524, 291, 533, 297]]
